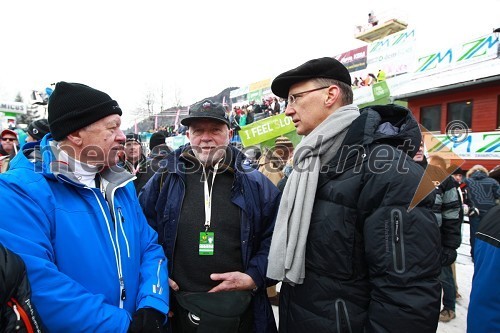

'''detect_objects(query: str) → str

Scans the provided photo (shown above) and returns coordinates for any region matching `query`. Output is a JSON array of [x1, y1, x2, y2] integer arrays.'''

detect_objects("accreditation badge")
[[199, 231, 215, 255]]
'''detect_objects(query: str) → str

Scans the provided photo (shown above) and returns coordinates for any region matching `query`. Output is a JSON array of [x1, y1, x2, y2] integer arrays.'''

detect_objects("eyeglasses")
[[287, 86, 330, 105], [1, 137, 16, 142]]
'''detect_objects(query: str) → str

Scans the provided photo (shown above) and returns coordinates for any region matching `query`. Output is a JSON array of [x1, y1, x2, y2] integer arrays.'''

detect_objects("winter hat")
[[48, 82, 122, 141], [275, 136, 293, 148], [27, 118, 50, 141], [149, 132, 166, 150], [271, 57, 352, 98], [126, 133, 141, 143]]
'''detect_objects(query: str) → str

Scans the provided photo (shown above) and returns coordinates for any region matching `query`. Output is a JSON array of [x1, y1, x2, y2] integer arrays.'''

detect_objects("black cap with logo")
[[181, 99, 230, 127]]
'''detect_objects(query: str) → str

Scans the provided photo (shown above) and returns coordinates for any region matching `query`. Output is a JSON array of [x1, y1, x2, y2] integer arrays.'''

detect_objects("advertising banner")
[[414, 33, 499, 75], [239, 113, 295, 147], [426, 131, 500, 160], [334, 46, 368, 72]]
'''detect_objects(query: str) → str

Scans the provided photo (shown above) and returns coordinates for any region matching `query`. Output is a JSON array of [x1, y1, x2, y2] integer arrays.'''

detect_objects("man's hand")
[[208, 271, 256, 292], [168, 278, 179, 291], [167, 278, 179, 318]]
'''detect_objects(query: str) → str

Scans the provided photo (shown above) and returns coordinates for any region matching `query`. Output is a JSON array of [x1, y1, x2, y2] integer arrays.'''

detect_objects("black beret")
[[181, 99, 230, 127], [271, 57, 352, 98]]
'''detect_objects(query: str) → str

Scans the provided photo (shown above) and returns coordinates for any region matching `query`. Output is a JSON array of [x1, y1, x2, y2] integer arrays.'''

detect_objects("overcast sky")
[[1, 0, 499, 128]]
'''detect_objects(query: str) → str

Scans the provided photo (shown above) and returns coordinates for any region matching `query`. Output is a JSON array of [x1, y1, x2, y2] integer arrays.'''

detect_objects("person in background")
[[258, 136, 294, 187], [239, 109, 248, 127], [0, 81, 169, 332], [267, 57, 441, 333], [465, 164, 500, 260], [142, 131, 173, 184], [425, 155, 462, 323], [0, 129, 19, 173], [448, 166, 477, 301], [139, 99, 281, 332], [257, 136, 294, 306], [122, 133, 152, 194], [376, 69, 386, 82], [25, 119, 50, 143], [368, 11, 379, 26], [467, 204, 500, 332]]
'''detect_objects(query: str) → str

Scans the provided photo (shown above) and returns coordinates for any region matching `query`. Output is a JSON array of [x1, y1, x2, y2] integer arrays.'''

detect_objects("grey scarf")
[[267, 104, 360, 285]]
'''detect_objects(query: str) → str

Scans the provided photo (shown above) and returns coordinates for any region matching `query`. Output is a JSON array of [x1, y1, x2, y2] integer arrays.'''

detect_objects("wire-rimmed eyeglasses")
[[287, 86, 330, 105]]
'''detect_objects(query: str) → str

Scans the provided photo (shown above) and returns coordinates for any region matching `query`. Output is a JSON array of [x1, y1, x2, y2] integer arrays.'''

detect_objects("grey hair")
[[312, 78, 353, 105]]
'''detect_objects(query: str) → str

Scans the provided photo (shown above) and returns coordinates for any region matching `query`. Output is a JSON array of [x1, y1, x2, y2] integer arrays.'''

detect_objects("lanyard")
[[202, 162, 220, 232]]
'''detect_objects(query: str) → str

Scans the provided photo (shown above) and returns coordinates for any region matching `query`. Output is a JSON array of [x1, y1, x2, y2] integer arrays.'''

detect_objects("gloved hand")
[[128, 308, 167, 333], [440, 247, 457, 266]]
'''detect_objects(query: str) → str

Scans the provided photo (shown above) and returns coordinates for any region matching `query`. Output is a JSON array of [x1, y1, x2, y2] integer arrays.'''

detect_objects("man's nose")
[[116, 129, 126, 143]]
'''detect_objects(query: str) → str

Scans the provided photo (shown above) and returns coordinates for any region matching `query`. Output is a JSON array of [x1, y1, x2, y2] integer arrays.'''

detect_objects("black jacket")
[[279, 105, 441, 333], [122, 154, 153, 194], [0, 244, 44, 332]]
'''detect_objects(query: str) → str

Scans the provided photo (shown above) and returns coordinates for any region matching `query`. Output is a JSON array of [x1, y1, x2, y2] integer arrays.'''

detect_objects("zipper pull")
[[120, 277, 126, 301], [118, 207, 125, 223], [394, 213, 400, 243], [12, 304, 21, 330]]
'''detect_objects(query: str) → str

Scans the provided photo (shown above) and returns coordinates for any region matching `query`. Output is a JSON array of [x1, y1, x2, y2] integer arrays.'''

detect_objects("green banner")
[[247, 90, 262, 103], [371, 81, 390, 100], [240, 113, 296, 147], [165, 135, 189, 149]]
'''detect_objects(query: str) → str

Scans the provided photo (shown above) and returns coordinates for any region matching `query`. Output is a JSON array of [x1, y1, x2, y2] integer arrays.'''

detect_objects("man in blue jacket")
[[0, 82, 169, 332], [139, 99, 281, 333]]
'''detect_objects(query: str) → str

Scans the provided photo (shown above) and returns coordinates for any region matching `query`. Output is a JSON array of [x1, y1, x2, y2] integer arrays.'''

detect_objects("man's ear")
[[65, 129, 84, 147], [325, 85, 341, 107]]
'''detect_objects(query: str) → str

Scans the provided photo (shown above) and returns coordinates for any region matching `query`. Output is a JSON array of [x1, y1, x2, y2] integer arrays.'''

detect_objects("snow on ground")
[[272, 223, 473, 333]]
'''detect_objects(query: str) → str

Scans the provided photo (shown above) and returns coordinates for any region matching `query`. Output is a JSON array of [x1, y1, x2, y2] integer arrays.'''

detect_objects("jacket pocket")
[[335, 299, 353, 333], [391, 209, 405, 273]]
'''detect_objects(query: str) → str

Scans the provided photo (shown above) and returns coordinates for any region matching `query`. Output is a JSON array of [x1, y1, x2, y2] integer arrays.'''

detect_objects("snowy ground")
[[272, 223, 473, 333]]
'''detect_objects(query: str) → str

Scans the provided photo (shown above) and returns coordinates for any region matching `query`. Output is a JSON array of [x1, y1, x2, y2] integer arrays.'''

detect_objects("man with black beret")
[[139, 99, 281, 332], [267, 57, 441, 332], [0, 82, 169, 332]]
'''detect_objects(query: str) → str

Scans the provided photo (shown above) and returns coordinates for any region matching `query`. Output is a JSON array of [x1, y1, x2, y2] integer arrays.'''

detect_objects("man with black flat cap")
[[267, 57, 441, 332], [0, 82, 169, 332], [139, 99, 281, 333]]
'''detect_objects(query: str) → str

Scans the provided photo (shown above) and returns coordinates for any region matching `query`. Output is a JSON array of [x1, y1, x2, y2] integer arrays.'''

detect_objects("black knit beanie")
[[48, 82, 122, 141], [149, 132, 167, 150], [27, 118, 50, 141]]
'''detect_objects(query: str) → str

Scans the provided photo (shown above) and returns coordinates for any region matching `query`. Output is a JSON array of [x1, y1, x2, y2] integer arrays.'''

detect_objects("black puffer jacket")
[[279, 105, 441, 333], [0, 244, 44, 333]]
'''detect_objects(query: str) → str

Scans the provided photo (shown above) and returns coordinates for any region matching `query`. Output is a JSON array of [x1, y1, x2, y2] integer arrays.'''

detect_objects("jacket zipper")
[[170, 175, 186, 278], [334, 299, 352, 333], [58, 175, 134, 308], [153, 258, 164, 294], [392, 209, 405, 273], [8, 298, 35, 333]]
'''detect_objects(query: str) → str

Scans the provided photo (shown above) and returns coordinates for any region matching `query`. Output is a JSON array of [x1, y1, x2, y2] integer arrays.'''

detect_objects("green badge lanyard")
[[199, 162, 220, 255]]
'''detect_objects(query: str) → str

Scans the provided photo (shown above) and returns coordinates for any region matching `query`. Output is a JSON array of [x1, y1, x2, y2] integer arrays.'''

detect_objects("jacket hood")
[[344, 104, 422, 158], [470, 170, 488, 180]]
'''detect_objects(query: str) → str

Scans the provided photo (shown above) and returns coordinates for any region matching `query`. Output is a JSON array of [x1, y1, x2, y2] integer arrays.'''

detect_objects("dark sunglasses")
[[1, 138, 17, 142]]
